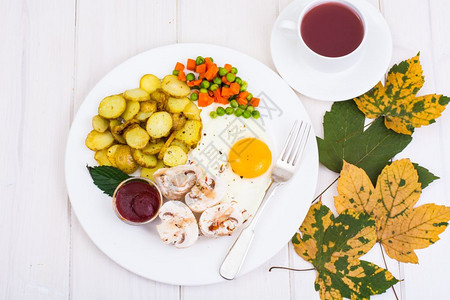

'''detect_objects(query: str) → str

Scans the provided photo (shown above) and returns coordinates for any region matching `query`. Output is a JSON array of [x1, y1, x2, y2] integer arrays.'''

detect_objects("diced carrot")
[[199, 73, 205, 80], [237, 97, 248, 105], [238, 91, 249, 99], [186, 59, 196, 71], [186, 79, 202, 87], [204, 65, 219, 81], [221, 87, 234, 97], [221, 76, 231, 85], [178, 71, 186, 81], [215, 97, 229, 105], [198, 93, 214, 107], [224, 64, 232, 72], [196, 63, 206, 73], [249, 97, 260, 107], [175, 62, 185, 72], [213, 89, 222, 99], [230, 83, 240, 95], [205, 57, 214, 68]]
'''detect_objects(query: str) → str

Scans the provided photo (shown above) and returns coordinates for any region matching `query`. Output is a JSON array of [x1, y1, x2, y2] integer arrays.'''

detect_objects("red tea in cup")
[[300, 2, 364, 58]]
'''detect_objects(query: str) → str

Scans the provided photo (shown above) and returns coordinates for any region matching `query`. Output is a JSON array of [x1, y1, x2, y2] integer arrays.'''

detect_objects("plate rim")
[[65, 42, 319, 286]]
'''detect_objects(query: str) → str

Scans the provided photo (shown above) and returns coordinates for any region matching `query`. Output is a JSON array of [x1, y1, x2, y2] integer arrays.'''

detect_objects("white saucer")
[[271, 0, 392, 101]]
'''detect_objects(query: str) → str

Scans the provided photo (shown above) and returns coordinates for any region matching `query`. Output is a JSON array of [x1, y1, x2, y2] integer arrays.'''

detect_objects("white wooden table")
[[2, 0, 449, 299]]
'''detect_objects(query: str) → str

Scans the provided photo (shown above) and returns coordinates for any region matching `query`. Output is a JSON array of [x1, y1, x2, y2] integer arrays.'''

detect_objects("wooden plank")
[[381, 0, 450, 299], [0, 0, 75, 299], [284, 0, 402, 298], [178, 1, 290, 299], [70, 0, 179, 299]]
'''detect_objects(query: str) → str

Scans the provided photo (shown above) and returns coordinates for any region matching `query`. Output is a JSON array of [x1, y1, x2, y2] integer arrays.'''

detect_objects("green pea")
[[213, 77, 222, 85], [238, 104, 247, 110], [210, 84, 219, 91], [208, 57, 214, 62], [246, 93, 253, 101], [243, 111, 251, 119], [225, 107, 234, 115], [200, 80, 210, 89], [209, 111, 218, 119], [226, 73, 236, 82], [222, 84, 229, 88], [252, 110, 260, 119], [246, 105, 255, 112], [230, 99, 238, 108], [240, 81, 248, 92], [231, 67, 238, 74], [235, 77, 242, 85], [199, 88, 208, 93], [196, 56, 205, 65], [186, 73, 195, 81], [218, 67, 228, 77], [190, 93, 198, 101], [172, 70, 179, 76], [216, 107, 226, 116], [234, 108, 244, 117]]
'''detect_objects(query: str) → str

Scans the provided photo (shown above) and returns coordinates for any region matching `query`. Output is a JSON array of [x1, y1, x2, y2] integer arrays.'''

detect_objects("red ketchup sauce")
[[115, 181, 161, 223], [300, 2, 364, 58]]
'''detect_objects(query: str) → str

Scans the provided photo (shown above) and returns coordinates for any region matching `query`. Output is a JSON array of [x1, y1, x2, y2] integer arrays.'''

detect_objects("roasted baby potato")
[[171, 113, 187, 131], [140, 74, 161, 94], [123, 124, 150, 149], [120, 101, 140, 121], [135, 111, 153, 121], [109, 119, 126, 144], [94, 149, 112, 166], [167, 97, 189, 113], [142, 140, 165, 155], [140, 101, 157, 113], [111, 119, 140, 135], [140, 160, 165, 181], [158, 132, 176, 160], [151, 89, 169, 110], [175, 120, 202, 146], [170, 139, 189, 153], [146, 111, 173, 138], [163, 145, 187, 167], [114, 145, 139, 174], [123, 88, 151, 102], [98, 95, 127, 119], [161, 75, 190, 98], [132, 149, 158, 168], [183, 100, 202, 120], [106, 144, 121, 167], [92, 115, 109, 133], [85, 130, 114, 151]]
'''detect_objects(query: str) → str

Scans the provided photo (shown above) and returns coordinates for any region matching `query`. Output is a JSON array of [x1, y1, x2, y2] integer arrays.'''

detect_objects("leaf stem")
[[379, 242, 400, 300], [311, 176, 340, 204], [268, 266, 315, 272]]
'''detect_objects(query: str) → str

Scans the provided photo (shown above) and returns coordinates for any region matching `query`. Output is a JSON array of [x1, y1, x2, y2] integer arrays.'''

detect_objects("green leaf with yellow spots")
[[354, 53, 449, 135], [335, 159, 450, 263], [293, 201, 398, 300]]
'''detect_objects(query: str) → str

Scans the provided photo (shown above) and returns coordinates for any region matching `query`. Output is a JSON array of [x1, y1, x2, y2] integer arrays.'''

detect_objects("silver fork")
[[219, 120, 311, 280]]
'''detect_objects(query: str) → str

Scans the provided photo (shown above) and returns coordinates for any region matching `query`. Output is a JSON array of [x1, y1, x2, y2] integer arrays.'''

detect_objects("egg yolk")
[[228, 138, 272, 178]]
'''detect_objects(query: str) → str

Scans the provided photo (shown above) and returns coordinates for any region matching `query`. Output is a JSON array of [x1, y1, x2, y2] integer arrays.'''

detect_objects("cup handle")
[[279, 20, 297, 32]]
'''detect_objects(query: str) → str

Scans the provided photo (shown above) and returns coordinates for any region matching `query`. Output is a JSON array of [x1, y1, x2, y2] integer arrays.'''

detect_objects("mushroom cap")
[[185, 175, 226, 213], [156, 201, 199, 248], [199, 203, 244, 238], [154, 165, 203, 200]]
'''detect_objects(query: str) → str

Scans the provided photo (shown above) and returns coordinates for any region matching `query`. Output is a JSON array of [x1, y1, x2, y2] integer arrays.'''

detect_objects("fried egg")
[[189, 104, 273, 216]]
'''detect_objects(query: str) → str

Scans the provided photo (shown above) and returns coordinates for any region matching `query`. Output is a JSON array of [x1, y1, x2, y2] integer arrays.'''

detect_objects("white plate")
[[271, 0, 392, 101], [65, 43, 319, 286]]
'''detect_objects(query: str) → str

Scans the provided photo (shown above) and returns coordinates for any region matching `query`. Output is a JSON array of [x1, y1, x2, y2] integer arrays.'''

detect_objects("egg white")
[[189, 104, 272, 216]]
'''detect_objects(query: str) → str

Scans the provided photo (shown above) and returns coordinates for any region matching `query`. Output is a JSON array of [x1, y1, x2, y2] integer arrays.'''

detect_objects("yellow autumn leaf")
[[335, 159, 450, 263], [354, 54, 449, 135], [292, 201, 398, 300]]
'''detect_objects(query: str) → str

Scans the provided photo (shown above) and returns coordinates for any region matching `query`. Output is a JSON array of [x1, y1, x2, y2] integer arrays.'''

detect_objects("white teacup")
[[280, 0, 367, 73]]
